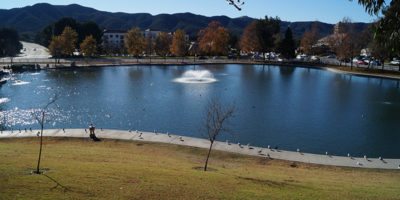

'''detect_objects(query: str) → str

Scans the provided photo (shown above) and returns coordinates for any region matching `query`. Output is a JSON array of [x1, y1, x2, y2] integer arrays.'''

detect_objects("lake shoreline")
[[5, 59, 400, 80]]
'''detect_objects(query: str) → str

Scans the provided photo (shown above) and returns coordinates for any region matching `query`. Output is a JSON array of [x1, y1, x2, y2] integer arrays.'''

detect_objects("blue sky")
[[1, 0, 378, 24]]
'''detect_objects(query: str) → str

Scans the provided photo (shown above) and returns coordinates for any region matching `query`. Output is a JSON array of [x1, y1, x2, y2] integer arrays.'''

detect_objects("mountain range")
[[0, 3, 369, 39]]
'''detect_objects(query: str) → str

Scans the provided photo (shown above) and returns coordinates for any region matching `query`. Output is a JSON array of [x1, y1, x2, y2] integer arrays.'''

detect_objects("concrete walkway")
[[1, 129, 399, 170], [325, 67, 400, 80]]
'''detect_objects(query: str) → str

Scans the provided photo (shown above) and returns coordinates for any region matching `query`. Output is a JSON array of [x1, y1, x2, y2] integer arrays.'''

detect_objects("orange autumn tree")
[[198, 21, 229, 56], [170, 29, 188, 58], [239, 20, 260, 53]]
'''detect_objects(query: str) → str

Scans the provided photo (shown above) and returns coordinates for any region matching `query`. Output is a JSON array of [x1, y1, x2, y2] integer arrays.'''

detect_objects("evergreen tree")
[[278, 27, 296, 59], [0, 28, 22, 58], [255, 16, 281, 59], [354, 0, 400, 62], [35, 18, 103, 48]]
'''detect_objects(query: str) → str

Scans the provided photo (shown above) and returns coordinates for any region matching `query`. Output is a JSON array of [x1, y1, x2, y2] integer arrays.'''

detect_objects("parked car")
[[296, 54, 308, 61], [252, 55, 264, 60], [358, 60, 368, 65], [311, 56, 320, 61], [341, 58, 351, 63], [390, 60, 400, 65], [197, 56, 207, 60], [371, 61, 381, 66], [327, 54, 336, 59]]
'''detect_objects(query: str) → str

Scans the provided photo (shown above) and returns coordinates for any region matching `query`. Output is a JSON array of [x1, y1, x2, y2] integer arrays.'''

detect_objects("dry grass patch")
[[0, 137, 399, 200]]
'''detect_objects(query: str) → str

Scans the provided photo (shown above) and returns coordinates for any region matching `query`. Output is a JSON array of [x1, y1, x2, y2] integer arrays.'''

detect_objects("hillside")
[[0, 3, 369, 39]]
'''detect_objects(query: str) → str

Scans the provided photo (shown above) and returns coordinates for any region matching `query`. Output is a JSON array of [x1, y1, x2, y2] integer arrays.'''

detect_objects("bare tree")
[[200, 98, 235, 171], [33, 95, 58, 174], [226, 0, 245, 11], [300, 22, 320, 55]]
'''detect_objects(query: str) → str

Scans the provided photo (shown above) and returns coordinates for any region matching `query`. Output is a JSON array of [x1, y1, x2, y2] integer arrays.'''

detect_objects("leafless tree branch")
[[32, 94, 59, 174], [200, 97, 236, 171]]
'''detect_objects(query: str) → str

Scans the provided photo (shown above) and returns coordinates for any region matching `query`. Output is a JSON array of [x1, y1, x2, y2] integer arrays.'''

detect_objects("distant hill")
[[0, 3, 369, 39]]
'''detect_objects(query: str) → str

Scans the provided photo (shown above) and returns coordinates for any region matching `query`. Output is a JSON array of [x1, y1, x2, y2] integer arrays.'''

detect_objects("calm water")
[[1, 65, 400, 158]]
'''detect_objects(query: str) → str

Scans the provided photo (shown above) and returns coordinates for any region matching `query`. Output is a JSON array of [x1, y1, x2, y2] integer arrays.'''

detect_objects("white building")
[[103, 30, 125, 48], [103, 29, 189, 49], [142, 29, 162, 40]]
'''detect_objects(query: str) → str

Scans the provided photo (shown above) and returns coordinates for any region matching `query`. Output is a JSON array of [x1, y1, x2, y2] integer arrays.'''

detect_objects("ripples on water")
[[12, 80, 30, 86], [0, 65, 400, 158], [0, 108, 70, 128], [0, 98, 10, 104]]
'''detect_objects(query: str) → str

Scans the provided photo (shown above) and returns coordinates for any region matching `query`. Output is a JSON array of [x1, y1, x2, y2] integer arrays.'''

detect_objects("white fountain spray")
[[173, 70, 217, 84]]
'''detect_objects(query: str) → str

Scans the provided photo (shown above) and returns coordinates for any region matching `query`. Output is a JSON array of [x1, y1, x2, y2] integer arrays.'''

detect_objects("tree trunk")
[[350, 57, 353, 70], [382, 59, 384, 71], [36, 111, 45, 174], [204, 141, 214, 171]]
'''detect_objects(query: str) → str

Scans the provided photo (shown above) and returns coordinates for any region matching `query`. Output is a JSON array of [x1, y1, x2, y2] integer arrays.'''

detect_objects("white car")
[[390, 60, 400, 65], [296, 54, 308, 61], [311, 56, 320, 61]]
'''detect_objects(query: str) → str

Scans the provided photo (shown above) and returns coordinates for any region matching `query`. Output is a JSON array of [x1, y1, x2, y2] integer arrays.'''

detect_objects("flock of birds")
[[226, 0, 245, 11]]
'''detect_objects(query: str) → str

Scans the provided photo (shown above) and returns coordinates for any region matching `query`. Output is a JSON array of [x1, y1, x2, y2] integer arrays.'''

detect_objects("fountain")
[[173, 70, 217, 84]]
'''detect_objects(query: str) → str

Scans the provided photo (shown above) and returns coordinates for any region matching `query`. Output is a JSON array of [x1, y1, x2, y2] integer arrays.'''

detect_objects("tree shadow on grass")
[[192, 166, 218, 172], [43, 174, 71, 192], [236, 176, 313, 190]]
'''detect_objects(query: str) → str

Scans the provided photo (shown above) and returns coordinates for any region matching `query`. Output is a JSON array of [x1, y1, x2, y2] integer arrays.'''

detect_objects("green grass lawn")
[[1, 137, 399, 200]]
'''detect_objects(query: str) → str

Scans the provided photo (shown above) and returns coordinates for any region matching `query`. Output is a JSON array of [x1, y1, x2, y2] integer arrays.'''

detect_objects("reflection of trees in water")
[[46, 68, 102, 82], [158, 65, 170, 75], [199, 64, 227, 72], [279, 66, 295, 76], [242, 64, 271, 76], [171, 66, 186, 76], [128, 67, 144, 82]]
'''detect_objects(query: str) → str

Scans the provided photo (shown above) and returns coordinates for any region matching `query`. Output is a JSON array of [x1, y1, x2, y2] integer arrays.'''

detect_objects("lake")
[[1, 64, 400, 158]]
